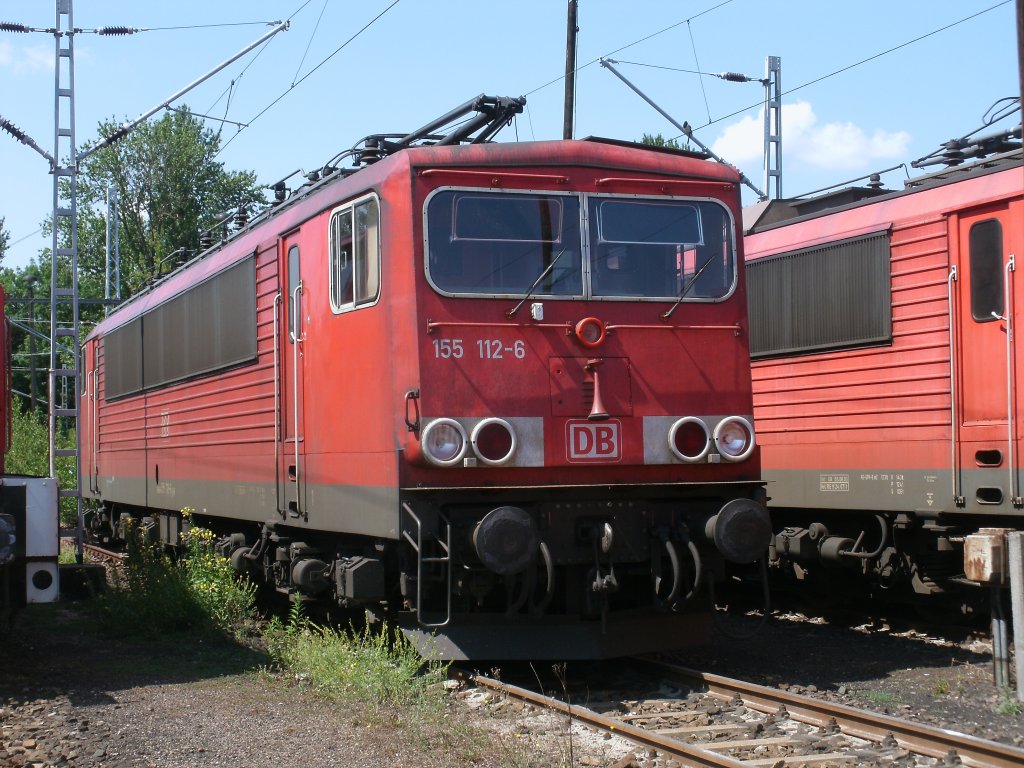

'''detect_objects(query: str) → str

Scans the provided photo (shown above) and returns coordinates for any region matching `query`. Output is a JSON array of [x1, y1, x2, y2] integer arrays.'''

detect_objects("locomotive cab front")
[[392, 140, 769, 658]]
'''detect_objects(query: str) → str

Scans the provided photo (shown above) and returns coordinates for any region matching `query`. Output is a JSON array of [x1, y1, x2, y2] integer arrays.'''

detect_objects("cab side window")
[[330, 195, 380, 312], [969, 219, 1003, 323]]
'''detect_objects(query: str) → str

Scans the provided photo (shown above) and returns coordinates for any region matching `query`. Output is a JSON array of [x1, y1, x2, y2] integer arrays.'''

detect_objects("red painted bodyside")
[[745, 162, 1023, 517], [81, 140, 758, 532]]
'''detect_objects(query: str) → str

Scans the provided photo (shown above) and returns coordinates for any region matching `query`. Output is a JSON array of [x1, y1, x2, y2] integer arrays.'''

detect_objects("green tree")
[[2, 109, 266, 415], [74, 108, 266, 296], [0, 217, 9, 264], [640, 133, 690, 150]]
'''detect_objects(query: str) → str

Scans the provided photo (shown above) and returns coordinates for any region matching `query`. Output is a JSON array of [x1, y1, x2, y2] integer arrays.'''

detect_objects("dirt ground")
[[0, 596, 1021, 768]]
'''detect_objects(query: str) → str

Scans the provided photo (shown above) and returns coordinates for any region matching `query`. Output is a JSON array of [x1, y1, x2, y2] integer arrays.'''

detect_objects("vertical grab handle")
[[1002, 256, 1020, 506], [273, 292, 284, 518], [291, 283, 304, 520], [948, 267, 964, 506]]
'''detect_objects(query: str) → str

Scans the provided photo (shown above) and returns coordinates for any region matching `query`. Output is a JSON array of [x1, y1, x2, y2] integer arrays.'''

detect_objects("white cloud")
[[710, 100, 911, 172], [0, 41, 54, 74]]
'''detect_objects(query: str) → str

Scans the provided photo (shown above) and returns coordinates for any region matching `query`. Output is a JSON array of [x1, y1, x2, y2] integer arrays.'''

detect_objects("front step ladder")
[[401, 503, 452, 627]]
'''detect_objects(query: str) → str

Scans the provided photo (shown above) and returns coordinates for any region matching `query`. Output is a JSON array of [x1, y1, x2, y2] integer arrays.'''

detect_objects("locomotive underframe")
[[88, 479, 767, 658], [767, 505, 1007, 615]]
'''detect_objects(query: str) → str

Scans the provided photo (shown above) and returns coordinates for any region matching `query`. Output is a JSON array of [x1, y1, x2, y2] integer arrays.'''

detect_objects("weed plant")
[[96, 520, 256, 639], [995, 688, 1023, 716], [183, 526, 258, 634], [265, 602, 448, 721]]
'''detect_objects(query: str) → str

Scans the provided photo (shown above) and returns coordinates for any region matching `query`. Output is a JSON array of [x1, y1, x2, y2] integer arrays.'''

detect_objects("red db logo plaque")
[[565, 419, 621, 463]]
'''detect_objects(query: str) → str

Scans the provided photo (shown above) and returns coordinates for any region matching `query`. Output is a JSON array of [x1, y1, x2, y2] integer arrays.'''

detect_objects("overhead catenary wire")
[[200, 1, 323, 134], [685, 20, 712, 125], [667, 0, 1013, 139], [524, 0, 735, 97], [292, 0, 331, 86], [7, 227, 43, 249], [217, 0, 402, 156]]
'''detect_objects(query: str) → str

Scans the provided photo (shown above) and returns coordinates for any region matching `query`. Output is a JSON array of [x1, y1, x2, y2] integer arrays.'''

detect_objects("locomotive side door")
[[279, 231, 308, 519], [951, 201, 1021, 510]]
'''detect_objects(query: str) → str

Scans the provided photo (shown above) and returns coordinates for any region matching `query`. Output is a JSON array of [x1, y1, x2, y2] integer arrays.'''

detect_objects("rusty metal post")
[[562, 0, 577, 140], [992, 585, 1010, 688], [1009, 532, 1024, 701]]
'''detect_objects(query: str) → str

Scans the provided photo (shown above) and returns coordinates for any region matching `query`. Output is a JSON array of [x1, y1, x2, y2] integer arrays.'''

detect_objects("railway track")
[[471, 657, 1024, 768], [81, 541, 126, 563]]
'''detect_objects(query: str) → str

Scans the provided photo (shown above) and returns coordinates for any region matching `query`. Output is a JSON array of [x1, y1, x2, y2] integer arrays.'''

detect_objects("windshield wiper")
[[507, 246, 569, 317], [661, 254, 716, 319]]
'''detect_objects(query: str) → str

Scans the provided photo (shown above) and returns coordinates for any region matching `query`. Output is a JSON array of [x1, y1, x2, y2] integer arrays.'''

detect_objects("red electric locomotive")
[[80, 96, 769, 658], [744, 145, 1022, 612]]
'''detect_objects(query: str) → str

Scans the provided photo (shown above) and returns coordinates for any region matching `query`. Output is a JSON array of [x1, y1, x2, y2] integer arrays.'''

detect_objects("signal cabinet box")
[[1, 477, 60, 603]]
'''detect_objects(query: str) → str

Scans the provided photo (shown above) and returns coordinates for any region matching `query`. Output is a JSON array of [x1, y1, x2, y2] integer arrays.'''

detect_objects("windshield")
[[426, 190, 583, 296], [589, 197, 734, 299], [425, 190, 735, 300]]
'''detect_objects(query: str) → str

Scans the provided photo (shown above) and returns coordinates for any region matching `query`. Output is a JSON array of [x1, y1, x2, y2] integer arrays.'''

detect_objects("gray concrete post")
[[1009, 532, 1024, 702]]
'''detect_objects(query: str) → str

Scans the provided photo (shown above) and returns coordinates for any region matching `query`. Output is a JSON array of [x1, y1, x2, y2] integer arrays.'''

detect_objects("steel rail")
[[635, 658, 1024, 768], [82, 542, 125, 562], [472, 673, 748, 768]]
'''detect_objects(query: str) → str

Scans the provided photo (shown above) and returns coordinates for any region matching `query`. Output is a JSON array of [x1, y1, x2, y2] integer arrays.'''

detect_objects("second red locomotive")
[[744, 145, 1022, 613], [80, 97, 769, 658]]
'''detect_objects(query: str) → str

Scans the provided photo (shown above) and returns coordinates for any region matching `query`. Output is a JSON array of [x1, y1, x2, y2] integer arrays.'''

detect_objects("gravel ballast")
[[1, 601, 1020, 767]]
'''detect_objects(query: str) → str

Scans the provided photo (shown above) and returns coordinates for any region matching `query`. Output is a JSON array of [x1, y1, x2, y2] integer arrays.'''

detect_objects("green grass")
[[265, 602, 448, 720], [96, 521, 454, 722], [862, 689, 900, 705], [995, 689, 1023, 716], [87, 518, 502, 762]]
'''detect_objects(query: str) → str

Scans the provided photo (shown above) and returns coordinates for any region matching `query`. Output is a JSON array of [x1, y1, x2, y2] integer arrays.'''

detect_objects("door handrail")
[[273, 292, 284, 518], [948, 266, 964, 506], [1002, 255, 1021, 506], [291, 282, 304, 521]]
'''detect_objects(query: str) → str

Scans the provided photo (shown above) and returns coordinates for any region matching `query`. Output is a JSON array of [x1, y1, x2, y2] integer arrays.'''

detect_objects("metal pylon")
[[49, 0, 83, 554], [763, 55, 782, 199]]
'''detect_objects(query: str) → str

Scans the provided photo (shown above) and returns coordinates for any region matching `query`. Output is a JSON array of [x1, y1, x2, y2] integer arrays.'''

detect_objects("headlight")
[[471, 418, 516, 466], [421, 418, 468, 466], [714, 416, 755, 462], [668, 417, 711, 462]]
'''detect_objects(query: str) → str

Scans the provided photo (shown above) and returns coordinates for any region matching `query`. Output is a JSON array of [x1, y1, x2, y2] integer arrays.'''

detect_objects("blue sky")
[[0, 0, 1019, 270]]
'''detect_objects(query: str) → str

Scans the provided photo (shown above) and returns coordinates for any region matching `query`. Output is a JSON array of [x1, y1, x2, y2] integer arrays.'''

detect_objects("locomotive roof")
[[744, 148, 1023, 238], [88, 137, 739, 341], [743, 149, 1022, 258]]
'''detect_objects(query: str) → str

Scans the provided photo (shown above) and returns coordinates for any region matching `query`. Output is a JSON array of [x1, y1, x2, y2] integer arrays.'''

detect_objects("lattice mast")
[[48, 0, 83, 554], [762, 55, 782, 199]]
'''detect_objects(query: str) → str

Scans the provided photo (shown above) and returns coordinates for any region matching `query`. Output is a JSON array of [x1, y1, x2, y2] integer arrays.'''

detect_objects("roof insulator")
[[0, 117, 28, 143], [96, 26, 137, 36], [0, 22, 31, 33]]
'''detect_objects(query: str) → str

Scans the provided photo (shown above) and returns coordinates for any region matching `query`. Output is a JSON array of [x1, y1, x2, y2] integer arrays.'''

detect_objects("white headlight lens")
[[714, 417, 755, 461], [422, 419, 467, 466]]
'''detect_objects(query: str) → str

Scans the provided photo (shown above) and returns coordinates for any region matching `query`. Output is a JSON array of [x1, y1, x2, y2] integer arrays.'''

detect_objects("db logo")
[[565, 419, 621, 463]]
